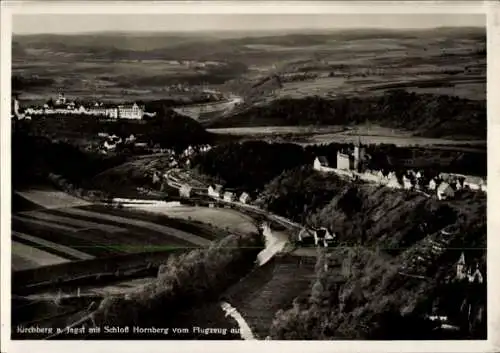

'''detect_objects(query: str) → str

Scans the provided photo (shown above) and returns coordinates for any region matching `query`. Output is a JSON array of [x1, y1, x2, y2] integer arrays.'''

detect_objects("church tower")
[[353, 136, 366, 172]]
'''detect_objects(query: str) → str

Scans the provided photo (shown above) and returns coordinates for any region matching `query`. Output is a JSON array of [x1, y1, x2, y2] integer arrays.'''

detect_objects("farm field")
[[12, 241, 70, 271], [122, 204, 259, 235], [11, 198, 228, 271], [24, 277, 155, 299], [14, 189, 92, 209]]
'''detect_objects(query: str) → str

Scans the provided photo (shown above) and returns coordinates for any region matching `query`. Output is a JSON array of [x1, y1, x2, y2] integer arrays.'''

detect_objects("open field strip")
[[12, 217, 132, 257], [12, 241, 70, 271], [126, 204, 259, 235], [12, 231, 95, 260], [23, 278, 155, 299], [56, 207, 211, 246], [12, 255, 40, 272], [12, 215, 82, 232], [22, 211, 126, 233], [81, 203, 258, 236], [73, 205, 229, 241], [14, 190, 92, 209]]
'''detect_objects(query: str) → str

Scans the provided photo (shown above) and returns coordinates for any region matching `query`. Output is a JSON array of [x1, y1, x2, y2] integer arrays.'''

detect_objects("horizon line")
[[12, 25, 485, 36]]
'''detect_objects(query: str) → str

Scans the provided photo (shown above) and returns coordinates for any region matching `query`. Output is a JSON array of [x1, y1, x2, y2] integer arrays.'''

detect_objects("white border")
[[1, 1, 499, 353]]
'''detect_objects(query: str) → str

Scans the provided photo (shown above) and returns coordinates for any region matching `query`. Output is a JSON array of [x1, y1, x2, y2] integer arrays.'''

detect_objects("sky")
[[13, 13, 485, 35]]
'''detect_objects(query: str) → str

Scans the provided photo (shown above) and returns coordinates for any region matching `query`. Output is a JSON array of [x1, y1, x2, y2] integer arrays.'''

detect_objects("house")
[[297, 227, 316, 246], [239, 192, 251, 204], [463, 176, 485, 191], [152, 172, 161, 185], [179, 184, 192, 198], [387, 174, 402, 189], [456, 252, 484, 284], [468, 264, 484, 284], [314, 227, 336, 248], [313, 156, 331, 172], [223, 191, 235, 202], [103, 140, 117, 151], [437, 182, 454, 200], [208, 184, 223, 198], [134, 142, 148, 148], [402, 175, 413, 190], [428, 178, 438, 191], [125, 134, 136, 143]]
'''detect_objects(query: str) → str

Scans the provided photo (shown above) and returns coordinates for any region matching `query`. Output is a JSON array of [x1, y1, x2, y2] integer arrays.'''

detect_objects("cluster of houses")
[[313, 142, 486, 200], [207, 184, 252, 204], [175, 180, 253, 206], [14, 93, 156, 120]]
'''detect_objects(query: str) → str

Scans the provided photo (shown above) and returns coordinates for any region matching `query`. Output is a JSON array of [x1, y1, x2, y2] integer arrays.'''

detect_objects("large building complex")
[[15, 92, 153, 120]]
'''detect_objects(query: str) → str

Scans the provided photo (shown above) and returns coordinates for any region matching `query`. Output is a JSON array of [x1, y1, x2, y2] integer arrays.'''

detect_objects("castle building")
[[335, 137, 366, 172]]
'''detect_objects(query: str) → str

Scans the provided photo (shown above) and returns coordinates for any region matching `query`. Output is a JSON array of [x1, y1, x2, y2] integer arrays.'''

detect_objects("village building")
[[297, 227, 316, 246], [313, 156, 332, 172], [208, 184, 223, 199], [386, 173, 403, 189], [179, 184, 192, 198], [313, 227, 336, 248], [456, 252, 484, 284], [239, 192, 251, 204], [223, 191, 236, 203], [402, 175, 413, 190], [428, 178, 438, 191], [152, 171, 161, 185], [437, 182, 455, 200], [463, 176, 486, 192], [103, 140, 117, 151]]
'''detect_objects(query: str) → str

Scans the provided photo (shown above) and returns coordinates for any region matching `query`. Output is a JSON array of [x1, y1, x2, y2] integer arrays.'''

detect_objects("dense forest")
[[90, 231, 264, 339], [11, 130, 128, 190], [209, 90, 486, 139], [259, 168, 486, 339]]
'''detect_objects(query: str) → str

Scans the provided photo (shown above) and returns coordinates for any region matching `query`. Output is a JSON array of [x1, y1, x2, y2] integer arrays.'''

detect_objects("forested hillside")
[[259, 167, 486, 340], [209, 91, 486, 139]]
